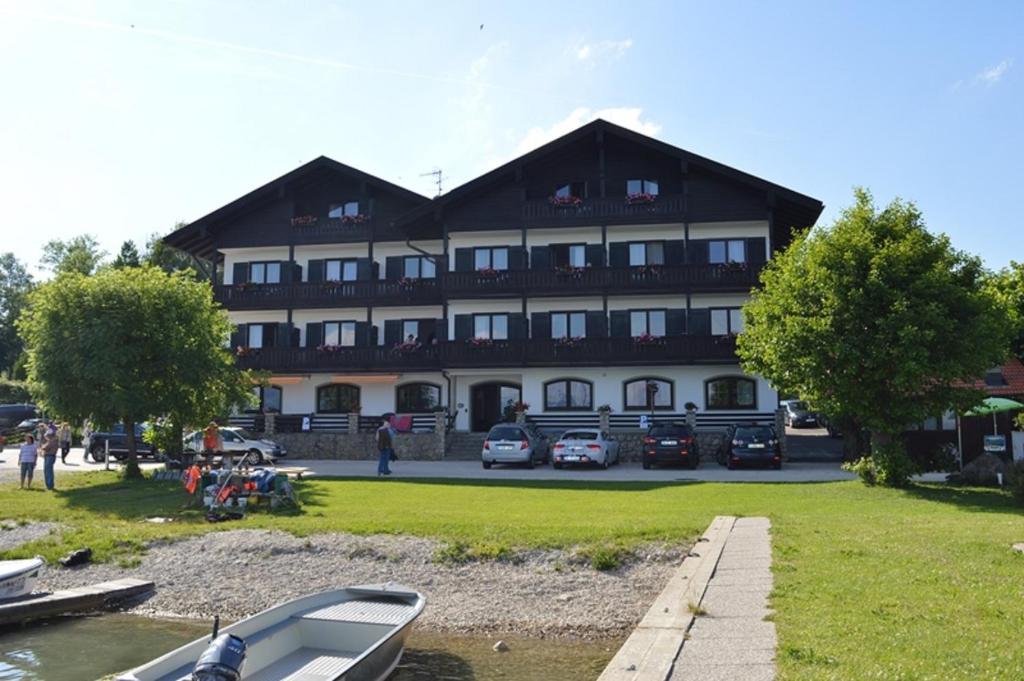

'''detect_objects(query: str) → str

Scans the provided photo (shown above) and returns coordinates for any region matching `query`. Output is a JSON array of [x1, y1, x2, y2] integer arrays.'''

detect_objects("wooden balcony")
[[235, 344, 441, 373], [289, 217, 373, 245], [443, 336, 739, 368], [215, 279, 442, 310], [522, 195, 686, 226], [442, 263, 762, 298]]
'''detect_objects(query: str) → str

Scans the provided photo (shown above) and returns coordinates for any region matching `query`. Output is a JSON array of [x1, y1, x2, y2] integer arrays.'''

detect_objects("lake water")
[[0, 614, 620, 680]]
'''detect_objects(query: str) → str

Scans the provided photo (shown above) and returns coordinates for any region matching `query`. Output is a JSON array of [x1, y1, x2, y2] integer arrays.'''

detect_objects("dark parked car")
[[818, 413, 843, 438], [0, 404, 41, 435], [780, 400, 817, 428], [87, 423, 160, 462], [642, 422, 700, 469], [726, 424, 782, 470]]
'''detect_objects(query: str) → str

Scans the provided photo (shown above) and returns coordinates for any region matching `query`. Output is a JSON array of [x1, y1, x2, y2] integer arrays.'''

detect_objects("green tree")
[[738, 189, 1009, 486], [0, 253, 33, 376], [40, 234, 107, 276], [144, 227, 213, 281], [987, 261, 1024, 361], [112, 240, 142, 269], [18, 266, 255, 478]]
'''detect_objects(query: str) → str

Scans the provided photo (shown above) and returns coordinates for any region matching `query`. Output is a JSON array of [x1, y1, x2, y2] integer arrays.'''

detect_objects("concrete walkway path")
[[670, 517, 776, 681]]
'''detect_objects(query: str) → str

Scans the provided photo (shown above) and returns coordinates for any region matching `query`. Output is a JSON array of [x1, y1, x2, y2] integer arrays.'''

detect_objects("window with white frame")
[[630, 310, 666, 337], [328, 201, 360, 219], [551, 311, 586, 339], [249, 262, 281, 284], [628, 242, 665, 266], [710, 308, 744, 336], [709, 239, 746, 264], [474, 247, 509, 271], [474, 314, 509, 340], [323, 321, 356, 347], [325, 259, 358, 282], [403, 256, 436, 279], [626, 179, 659, 196]]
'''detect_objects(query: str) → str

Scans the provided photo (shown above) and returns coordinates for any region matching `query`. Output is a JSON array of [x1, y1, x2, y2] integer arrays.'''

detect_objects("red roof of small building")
[[963, 358, 1024, 397]]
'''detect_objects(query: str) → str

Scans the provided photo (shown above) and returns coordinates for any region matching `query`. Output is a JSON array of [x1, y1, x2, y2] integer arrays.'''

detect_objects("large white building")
[[165, 120, 823, 434]]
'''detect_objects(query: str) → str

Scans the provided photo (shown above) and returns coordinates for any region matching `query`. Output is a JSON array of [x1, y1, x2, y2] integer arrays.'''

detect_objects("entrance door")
[[471, 383, 521, 432]]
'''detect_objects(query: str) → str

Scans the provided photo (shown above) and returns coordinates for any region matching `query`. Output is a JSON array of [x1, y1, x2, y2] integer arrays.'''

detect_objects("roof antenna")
[[420, 168, 443, 197]]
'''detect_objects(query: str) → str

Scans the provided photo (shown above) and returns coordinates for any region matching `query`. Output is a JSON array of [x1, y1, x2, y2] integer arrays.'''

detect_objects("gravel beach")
[[31, 528, 686, 638]]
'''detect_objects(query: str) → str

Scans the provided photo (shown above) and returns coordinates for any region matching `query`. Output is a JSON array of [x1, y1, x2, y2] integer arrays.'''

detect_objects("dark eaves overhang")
[[163, 156, 430, 260], [392, 118, 824, 238]]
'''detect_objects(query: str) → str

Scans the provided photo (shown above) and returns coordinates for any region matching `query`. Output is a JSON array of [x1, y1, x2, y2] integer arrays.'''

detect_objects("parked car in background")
[[183, 426, 286, 464], [780, 400, 817, 428], [0, 404, 40, 435], [642, 422, 700, 470], [87, 423, 160, 462], [552, 429, 620, 469], [481, 423, 550, 469], [817, 413, 843, 438], [725, 424, 782, 469]]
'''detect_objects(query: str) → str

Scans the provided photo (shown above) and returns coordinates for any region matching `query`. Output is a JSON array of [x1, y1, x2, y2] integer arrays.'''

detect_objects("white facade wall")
[[688, 220, 769, 239], [274, 372, 447, 414], [605, 223, 685, 242], [690, 293, 750, 309], [227, 310, 288, 326], [525, 297, 602, 314]]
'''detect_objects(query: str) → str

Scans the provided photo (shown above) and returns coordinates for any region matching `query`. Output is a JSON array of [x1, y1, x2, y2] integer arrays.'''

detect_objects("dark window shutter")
[[610, 310, 630, 337], [508, 313, 527, 340], [275, 323, 291, 347], [290, 326, 300, 347], [436, 320, 449, 342], [232, 262, 248, 285], [585, 244, 606, 267], [230, 327, 245, 348], [354, 322, 371, 347], [454, 248, 473, 272], [530, 246, 551, 270], [687, 240, 709, 264], [509, 246, 527, 271], [609, 243, 629, 268], [291, 263, 302, 284], [279, 262, 291, 284], [747, 237, 767, 263], [384, 319, 403, 346], [667, 309, 687, 336], [356, 258, 372, 281], [305, 322, 322, 348], [586, 310, 607, 338], [665, 240, 686, 266], [385, 256, 404, 280], [307, 259, 325, 283], [454, 314, 473, 341], [531, 312, 551, 339], [688, 309, 710, 336]]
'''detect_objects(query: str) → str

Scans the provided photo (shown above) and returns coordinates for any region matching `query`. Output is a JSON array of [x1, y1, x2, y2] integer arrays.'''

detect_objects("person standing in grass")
[[41, 430, 59, 490], [57, 421, 72, 464], [19, 434, 38, 489], [376, 413, 396, 477]]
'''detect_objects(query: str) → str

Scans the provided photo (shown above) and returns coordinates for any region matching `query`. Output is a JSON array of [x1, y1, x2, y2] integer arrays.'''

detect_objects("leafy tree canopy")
[[40, 234, 107, 276], [738, 189, 1010, 485], [18, 266, 255, 476], [986, 261, 1024, 361], [112, 240, 142, 269], [0, 252, 33, 376], [144, 227, 212, 281]]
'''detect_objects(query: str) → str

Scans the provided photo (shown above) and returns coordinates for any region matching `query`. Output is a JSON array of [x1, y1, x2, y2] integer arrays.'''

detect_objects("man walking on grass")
[[376, 413, 396, 477]]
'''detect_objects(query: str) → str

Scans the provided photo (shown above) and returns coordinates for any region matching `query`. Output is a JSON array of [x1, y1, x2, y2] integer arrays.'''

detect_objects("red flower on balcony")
[[467, 337, 494, 347], [714, 333, 739, 346], [235, 345, 259, 357], [717, 261, 749, 274], [555, 335, 584, 347], [339, 213, 369, 224], [234, 281, 252, 291], [513, 401, 530, 413], [397, 276, 418, 292], [476, 267, 500, 279], [317, 343, 344, 353], [633, 264, 663, 279], [323, 279, 343, 290], [290, 214, 319, 226], [548, 194, 583, 207], [625, 192, 658, 205], [555, 264, 585, 280], [392, 340, 422, 355], [633, 333, 666, 346]]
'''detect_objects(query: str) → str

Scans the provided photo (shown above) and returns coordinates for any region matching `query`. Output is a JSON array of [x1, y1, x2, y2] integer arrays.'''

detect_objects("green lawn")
[[2, 472, 1024, 679]]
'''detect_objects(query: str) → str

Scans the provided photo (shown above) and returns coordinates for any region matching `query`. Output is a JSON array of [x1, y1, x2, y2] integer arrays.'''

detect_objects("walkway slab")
[[598, 515, 778, 681]]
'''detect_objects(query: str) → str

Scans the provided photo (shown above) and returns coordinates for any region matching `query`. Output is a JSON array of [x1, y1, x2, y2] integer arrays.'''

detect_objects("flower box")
[[548, 194, 583, 208], [555, 265, 585, 280], [317, 344, 345, 353], [625, 192, 658, 205], [467, 337, 494, 348], [633, 333, 666, 346], [235, 346, 259, 357], [290, 215, 319, 226]]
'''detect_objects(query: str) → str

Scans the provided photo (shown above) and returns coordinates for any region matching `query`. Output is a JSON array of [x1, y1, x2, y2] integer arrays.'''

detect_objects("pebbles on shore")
[[0, 521, 59, 552], [34, 528, 686, 638]]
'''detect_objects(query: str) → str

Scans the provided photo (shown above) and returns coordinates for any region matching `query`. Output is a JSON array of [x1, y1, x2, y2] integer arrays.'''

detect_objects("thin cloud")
[[516, 107, 661, 156], [975, 59, 1012, 86], [575, 39, 633, 62]]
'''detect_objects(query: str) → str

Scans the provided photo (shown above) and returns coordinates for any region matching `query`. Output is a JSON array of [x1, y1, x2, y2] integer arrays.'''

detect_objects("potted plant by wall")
[[684, 401, 698, 412]]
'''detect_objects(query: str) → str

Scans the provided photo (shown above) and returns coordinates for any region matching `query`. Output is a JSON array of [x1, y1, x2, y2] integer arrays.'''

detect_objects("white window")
[[629, 242, 664, 266], [711, 308, 744, 336], [474, 314, 509, 340], [249, 262, 281, 284], [402, 320, 419, 342], [325, 259, 358, 282], [551, 312, 585, 339], [324, 322, 356, 347], [328, 201, 360, 219], [630, 310, 666, 336], [709, 240, 747, 264], [475, 247, 509, 270], [626, 179, 659, 195], [247, 325, 263, 348], [403, 256, 436, 279]]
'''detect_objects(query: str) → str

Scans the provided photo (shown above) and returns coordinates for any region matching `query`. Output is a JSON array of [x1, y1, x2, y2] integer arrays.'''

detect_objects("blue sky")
[[0, 1, 1020, 276]]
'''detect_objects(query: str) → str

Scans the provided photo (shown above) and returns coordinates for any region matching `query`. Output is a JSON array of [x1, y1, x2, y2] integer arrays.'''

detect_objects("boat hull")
[[0, 558, 44, 601]]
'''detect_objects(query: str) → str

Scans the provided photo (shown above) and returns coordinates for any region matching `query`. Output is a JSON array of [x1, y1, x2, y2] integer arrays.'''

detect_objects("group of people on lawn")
[[17, 421, 73, 490]]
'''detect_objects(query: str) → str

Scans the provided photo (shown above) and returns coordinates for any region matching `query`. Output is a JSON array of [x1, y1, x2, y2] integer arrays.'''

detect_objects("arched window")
[[704, 376, 757, 410], [396, 383, 441, 413], [246, 385, 283, 413], [316, 383, 360, 413], [544, 379, 593, 411], [624, 378, 673, 411]]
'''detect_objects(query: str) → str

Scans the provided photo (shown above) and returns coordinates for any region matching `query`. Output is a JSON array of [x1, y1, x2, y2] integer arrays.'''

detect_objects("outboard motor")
[[190, 617, 246, 681]]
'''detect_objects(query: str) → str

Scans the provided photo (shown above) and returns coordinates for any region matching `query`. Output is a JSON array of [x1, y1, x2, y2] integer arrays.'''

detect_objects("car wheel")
[[526, 457, 535, 470], [553, 462, 563, 470], [482, 460, 492, 469], [90, 446, 105, 463], [773, 462, 783, 470], [689, 455, 699, 470], [602, 458, 609, 470], [248, 449, 264, 465], [642, 461, 651, 470], [727, 461, 736, 470]]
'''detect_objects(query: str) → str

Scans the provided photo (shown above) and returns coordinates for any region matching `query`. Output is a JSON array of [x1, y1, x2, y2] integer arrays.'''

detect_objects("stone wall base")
[[271, 432, 443, 461]]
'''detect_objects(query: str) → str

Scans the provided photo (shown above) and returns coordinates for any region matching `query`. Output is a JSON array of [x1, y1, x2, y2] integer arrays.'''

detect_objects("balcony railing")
[[522, 195, 686, 225], [235, 344, 441, 372], [215, 279, 442, 309], [442, 263, 762, 297], [289, 217, 373, 244]]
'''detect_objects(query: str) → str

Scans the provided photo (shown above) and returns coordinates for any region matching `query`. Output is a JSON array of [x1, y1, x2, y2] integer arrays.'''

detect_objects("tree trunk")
[[840, 417, 867, 462], [168, 416, 184, 459], [123, 419, 142, 479]]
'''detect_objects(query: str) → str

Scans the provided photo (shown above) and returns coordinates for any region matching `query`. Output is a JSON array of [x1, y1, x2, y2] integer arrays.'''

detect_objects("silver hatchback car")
[[481, 424, 550, 469]]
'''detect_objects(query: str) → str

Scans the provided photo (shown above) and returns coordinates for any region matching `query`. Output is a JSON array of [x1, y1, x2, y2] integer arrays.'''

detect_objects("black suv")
[[642, 422, 700, 469], [725, 424, 782, 470], [87, 423, 160, 462], [0, 404, 40, 435]]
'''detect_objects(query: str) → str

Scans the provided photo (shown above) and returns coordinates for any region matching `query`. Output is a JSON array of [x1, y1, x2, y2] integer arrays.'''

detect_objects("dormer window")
[[328, 201, 360, 219], [626, 179, 659, 196], [984, 369, 1008, 387], [554, 182, 586, 199]]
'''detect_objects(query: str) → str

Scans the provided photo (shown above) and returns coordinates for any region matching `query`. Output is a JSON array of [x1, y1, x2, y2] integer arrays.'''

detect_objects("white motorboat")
[[117, 583, 425, 681], [0, 557, 44, 601]]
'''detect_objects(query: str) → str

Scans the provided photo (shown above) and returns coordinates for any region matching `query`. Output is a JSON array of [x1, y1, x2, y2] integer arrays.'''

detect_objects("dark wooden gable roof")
[[396, 118, 824, 238], [163, 156, 429, 259]]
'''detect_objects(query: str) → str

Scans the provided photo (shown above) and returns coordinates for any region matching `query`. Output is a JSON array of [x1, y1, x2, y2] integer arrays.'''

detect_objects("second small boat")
[[0, 557, 44, 601]]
